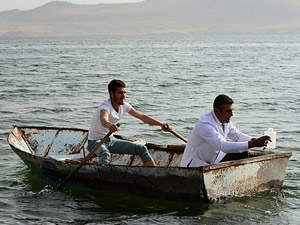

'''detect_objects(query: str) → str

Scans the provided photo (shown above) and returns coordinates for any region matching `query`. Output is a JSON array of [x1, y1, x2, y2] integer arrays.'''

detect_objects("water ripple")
[[1, 34, 300, 225]]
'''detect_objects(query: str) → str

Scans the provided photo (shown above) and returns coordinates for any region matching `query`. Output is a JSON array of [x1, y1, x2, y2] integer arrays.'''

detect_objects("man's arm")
[[227, 123, 251, 142], [227, 123, 271, 149], [100, 109, 119, 133], [128, 108, 172, 131]]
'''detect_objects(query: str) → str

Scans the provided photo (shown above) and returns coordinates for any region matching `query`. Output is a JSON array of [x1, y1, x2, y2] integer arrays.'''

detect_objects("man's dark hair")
[[108, 79, 126, 93], [213, 94, 234, 110]]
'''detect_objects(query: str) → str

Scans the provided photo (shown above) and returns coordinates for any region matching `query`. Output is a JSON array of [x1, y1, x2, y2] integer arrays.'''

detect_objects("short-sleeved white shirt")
[[88, 99, 132, 140], [180, 110, 251, 167]]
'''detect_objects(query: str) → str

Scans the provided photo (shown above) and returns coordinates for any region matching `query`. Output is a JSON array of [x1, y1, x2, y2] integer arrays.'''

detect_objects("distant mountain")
[[1, 0, 300, 37]]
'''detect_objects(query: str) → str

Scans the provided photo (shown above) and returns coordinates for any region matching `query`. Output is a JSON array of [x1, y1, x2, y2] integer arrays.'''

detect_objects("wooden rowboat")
[[7, 126, 292, 202]]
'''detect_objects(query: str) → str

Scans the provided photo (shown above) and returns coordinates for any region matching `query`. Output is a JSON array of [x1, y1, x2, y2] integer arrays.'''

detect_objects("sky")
[[0, 0, 144, 12]]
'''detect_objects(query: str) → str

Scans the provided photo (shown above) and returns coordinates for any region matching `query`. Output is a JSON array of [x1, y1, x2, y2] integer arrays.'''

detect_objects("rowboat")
[[7, 126, 292, 202]]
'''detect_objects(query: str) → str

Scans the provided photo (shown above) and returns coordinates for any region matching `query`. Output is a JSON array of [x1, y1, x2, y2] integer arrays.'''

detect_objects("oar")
[[170, 129, 187, 143], [56, 124, 119, 191]]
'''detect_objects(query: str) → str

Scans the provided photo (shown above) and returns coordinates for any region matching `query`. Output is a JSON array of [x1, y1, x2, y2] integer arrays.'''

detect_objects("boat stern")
[[202, 152, 292, 202]]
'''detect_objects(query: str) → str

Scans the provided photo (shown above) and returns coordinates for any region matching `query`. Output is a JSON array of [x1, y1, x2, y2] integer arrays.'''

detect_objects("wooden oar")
[[56, 124, 119, 191], [170, 129, 187, 143]]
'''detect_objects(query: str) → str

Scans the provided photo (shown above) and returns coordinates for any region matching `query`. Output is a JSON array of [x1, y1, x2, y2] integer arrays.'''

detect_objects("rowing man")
[[87, 79, 172, 166]]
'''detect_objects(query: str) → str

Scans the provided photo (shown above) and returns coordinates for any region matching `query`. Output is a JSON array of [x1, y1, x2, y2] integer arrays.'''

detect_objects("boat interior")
[[8, 126, 187, 167], [8, 126, 269, 168]]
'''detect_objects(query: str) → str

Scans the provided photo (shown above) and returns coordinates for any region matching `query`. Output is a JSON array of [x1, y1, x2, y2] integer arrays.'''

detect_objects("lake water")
[[0, 34, 299, 224]]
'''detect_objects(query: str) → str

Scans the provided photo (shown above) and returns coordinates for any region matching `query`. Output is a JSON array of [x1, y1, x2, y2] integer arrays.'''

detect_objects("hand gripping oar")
[[56, 123, 120, 191]]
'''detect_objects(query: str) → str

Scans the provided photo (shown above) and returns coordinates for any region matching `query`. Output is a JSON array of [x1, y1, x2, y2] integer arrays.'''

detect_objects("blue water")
[[0, 34, 300, 224]]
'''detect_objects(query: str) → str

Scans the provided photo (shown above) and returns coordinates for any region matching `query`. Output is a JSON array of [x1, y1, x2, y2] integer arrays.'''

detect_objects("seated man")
[[87, 79, 172, 167], [181, 94, 270, 167]]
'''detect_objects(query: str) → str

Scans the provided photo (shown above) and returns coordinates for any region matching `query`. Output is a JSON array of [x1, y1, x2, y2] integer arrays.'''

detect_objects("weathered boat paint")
[[202, 152, 291, 201], [7, 126, 292, 202]]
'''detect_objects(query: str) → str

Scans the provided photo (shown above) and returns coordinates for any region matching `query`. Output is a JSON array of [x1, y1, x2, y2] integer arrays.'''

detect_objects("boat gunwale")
[[13, 125, 88, 133], [203, 151, 292, 172], [10, 126, 186, 154]]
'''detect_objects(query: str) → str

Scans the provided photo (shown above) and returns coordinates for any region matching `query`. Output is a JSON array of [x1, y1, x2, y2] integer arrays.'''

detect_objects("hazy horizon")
[[0, 0, 144, 12], [1, 0, 300, 37]]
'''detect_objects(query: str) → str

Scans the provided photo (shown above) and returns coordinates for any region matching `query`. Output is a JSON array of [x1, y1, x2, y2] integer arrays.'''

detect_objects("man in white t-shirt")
[[181, 94, 271, 167], [88, 79, 172, 166]]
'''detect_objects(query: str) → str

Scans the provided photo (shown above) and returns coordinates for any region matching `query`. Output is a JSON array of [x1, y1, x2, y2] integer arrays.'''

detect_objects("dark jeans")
[[220, 151, 249, 162]]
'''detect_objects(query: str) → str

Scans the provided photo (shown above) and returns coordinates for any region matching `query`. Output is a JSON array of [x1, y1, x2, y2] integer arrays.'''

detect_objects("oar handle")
[[56, 123, 120, 191], [170, 129, 187, 143]]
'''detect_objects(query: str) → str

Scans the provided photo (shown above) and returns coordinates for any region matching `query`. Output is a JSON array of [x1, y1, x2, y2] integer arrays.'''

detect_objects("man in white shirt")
[[181, 94, 271, 167], [88, 79, 172, 167]]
